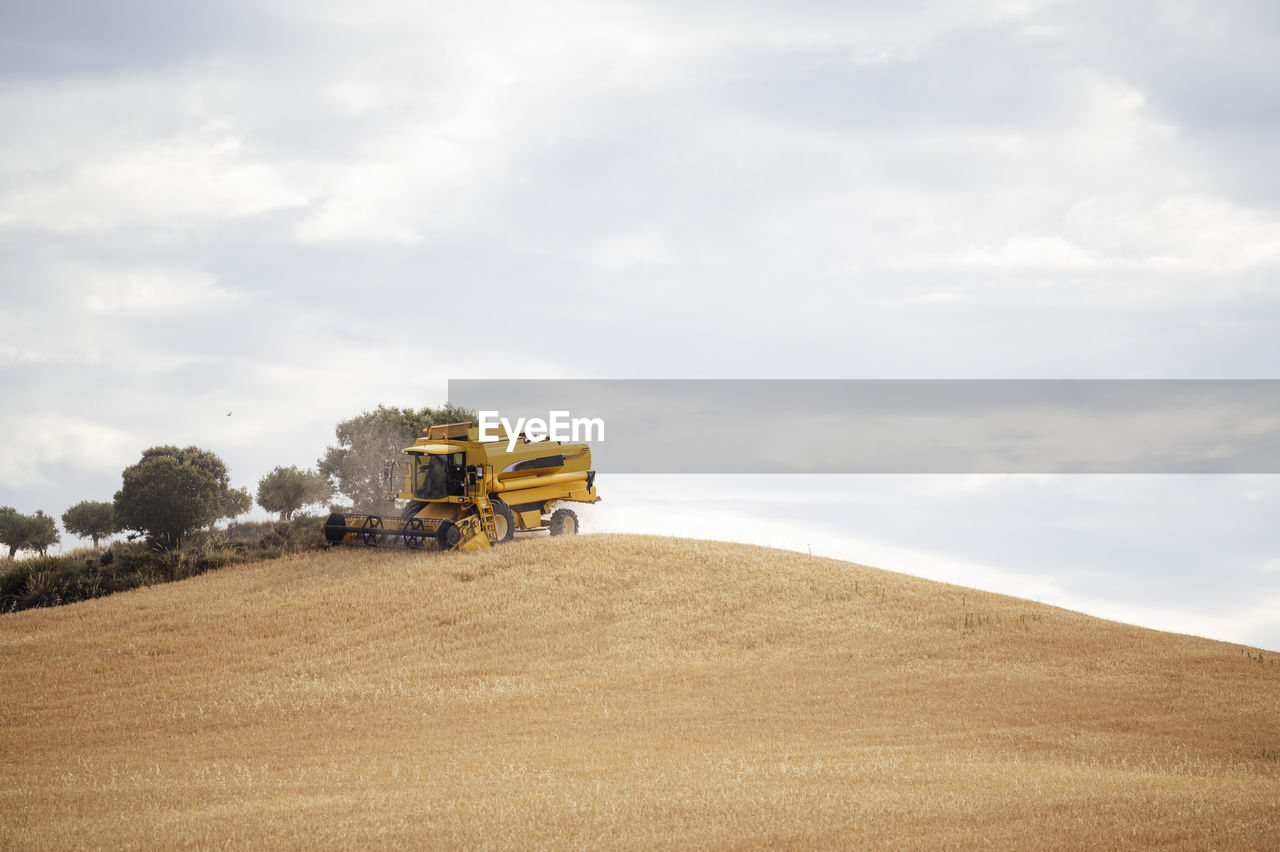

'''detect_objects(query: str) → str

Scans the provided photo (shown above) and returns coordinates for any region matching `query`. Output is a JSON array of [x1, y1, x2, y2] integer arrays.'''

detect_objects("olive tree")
[[318, 404, 472, 512], [24, 511, 60, 556], [222, 486, 253, 522], [257, 466, 331, 521], [0, 507, 60, 558], [61, 500, 117, 549], [0, 506, 20, 558], [114, 445, 245, 548]]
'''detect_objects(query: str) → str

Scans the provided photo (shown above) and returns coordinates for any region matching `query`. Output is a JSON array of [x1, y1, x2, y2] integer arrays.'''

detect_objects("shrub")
[[2, 516, 328, 614], [0, 557, 85, 611]]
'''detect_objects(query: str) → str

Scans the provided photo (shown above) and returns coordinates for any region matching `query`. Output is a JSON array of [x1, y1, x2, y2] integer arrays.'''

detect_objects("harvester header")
[[323, 421, 599, 552]]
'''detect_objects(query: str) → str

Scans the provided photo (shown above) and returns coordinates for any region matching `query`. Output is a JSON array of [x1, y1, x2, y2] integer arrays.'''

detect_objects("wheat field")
[[2, 534, 1278, 849]]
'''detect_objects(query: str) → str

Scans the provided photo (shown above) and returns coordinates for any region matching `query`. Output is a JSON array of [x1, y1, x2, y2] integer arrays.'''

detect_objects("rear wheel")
[[549, 508, 578, 536]]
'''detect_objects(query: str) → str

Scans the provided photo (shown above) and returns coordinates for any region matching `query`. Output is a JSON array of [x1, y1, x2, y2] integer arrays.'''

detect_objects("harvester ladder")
[[469, 465, 498, 542]]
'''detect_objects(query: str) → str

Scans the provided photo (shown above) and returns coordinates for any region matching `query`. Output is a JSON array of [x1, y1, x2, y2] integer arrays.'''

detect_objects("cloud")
[[0, 0, 281, 76], [589, 474, 1280, 651], [0, 415, 134, 491], [954, 235, 1097, 270]]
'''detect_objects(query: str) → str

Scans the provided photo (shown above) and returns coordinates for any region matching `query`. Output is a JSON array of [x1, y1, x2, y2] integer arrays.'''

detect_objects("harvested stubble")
[[2, 534, 1277, 849]]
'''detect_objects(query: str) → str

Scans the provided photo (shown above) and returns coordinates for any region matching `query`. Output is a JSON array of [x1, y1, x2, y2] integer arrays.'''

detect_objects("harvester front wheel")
[[437, 520, 462, 550], [549, 508, 578, 536], [488, 499, 515, 543]]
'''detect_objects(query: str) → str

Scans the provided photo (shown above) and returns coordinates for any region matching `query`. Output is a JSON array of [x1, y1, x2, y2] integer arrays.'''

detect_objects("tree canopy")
[[257, 466, 331, 521], [318, 404, 473, 512], [222, 486, 253, 522], [114, 445, 245, 548], [0, 507, 18, 558], [0, 507, 61, 558], [61, 500, 117, 549]]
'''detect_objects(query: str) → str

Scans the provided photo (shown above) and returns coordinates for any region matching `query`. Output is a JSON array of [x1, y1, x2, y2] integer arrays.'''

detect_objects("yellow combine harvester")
[[323, 421, 599, 552]]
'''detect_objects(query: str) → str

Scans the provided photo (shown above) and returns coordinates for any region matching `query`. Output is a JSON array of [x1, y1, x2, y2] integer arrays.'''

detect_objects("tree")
[[0, 507, 61, 557], [114, 445, 245, 548], [23, 511, 60, 556], [318, 404, 473, 512], [257, 466, 332, 521], [222, 487, 253, 523], [1, 506, 24, 558], [61, 500, 117, 549]]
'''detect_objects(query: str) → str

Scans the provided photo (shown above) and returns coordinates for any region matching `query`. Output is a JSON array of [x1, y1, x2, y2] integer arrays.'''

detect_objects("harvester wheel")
[[549, 508, 578, 536], [488, 499, 515, 543], [437, 520, 462, 550], [323, 513, 346, 545]]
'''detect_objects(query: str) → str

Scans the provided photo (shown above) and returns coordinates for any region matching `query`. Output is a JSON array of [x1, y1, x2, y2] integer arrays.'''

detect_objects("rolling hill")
[[2, 535, 1278, 848]]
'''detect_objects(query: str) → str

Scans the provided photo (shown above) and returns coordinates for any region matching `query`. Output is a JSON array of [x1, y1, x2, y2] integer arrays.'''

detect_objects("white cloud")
[[78, 262, 238, 315], [955, 235, 1097, 270], [585, 475, 1280, 651], [0, 258, 241, 369], [0, 80, 311, 237], [0, 416, 134, 491], [1137, 196, 1280, 272]]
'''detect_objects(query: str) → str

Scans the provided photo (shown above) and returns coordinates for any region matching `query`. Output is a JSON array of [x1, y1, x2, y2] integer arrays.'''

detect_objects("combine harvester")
[[323, 421, 599, 552]]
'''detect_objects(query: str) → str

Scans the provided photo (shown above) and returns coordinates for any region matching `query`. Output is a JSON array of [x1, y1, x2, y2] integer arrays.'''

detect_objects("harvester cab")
[[323, 421, 599, 552]]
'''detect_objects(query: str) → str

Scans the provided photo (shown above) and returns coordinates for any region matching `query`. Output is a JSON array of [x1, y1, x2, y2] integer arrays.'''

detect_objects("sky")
[[2, 1, 1278, 649]]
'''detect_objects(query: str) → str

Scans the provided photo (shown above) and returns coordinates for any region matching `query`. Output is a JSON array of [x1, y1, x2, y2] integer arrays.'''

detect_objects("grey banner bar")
[[447, 380, 1280, 473]]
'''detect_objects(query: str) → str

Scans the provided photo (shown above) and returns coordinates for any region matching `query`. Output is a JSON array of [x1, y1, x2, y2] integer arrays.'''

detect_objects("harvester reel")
[[359, 515, 384, 546], [403, 517, 429, 549], [549, 508, 578, 536]]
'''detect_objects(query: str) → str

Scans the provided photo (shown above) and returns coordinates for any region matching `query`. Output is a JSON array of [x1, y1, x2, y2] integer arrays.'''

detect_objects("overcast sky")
[[2, 1, 1278, 649]]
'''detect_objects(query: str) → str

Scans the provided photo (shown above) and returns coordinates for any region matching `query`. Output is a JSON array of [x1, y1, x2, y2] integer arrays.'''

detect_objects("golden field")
[[2, 534, 1278, 849]]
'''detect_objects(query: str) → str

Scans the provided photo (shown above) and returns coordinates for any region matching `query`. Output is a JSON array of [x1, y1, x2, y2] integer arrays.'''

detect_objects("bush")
[[0, 516, 325, 614], [1, 556, 94, 611], [226, 514, 327, 551]]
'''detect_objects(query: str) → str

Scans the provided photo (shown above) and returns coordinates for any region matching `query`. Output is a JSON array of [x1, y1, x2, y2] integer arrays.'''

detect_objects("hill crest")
[[3, 534, 1277, 848]]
